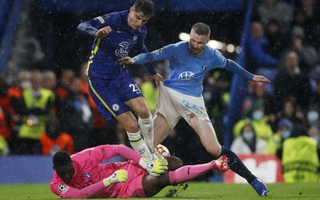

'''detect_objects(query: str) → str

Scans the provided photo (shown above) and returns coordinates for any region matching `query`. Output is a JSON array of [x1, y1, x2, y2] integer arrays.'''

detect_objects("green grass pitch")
[[0, 182, 319, 200]]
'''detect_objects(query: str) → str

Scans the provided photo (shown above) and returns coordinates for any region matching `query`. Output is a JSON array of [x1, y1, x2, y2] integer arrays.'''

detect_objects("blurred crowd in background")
[[0, 0, 320, 182]]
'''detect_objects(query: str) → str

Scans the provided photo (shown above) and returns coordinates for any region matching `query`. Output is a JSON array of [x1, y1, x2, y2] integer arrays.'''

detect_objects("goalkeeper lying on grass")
[[51, 144, 229, 198]]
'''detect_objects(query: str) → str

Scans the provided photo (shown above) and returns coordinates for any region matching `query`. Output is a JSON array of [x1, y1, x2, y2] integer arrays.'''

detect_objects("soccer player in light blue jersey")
[[77, 0, 164, 162], [120, 22, 269, 196]]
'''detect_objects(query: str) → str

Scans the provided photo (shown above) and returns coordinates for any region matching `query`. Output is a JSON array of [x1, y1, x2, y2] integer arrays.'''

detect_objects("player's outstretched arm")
[[251, 75, 270, 83], [51, 170, 128, 199]]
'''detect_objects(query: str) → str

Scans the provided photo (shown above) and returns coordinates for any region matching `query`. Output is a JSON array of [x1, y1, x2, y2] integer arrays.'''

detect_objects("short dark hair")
[[53, 151, 72, 167], [133, 0, 155, 17], [191, 22, 211, 38]]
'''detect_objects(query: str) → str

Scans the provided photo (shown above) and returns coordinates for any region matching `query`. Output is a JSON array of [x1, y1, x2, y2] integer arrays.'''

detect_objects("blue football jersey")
[[78, 10, 151, 79]]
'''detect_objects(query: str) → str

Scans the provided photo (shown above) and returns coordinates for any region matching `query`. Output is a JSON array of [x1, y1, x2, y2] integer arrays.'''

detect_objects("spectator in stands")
[[233, 101, 274, 141], [247, 21, 280, 95], [306, 106, 320, 128], [287, 26, 319, 73], [56, 69, 74, 100], [276, 97, 305, 126], [265, 118, 293, 155], [231, 122, 267, 154], [59, 77, 93, 152], [7, 70, 32, 153], [308, 125, 320, 150], [244, 81, 276, 130], [42, 70, 57, 91], [310, 79, 320, 112], [16, 71, 55, 154], [294, 0, 320, 45], [257, 0, 294, 35], [273, 50, 312, 113], [39, 116, 74, 155], [280, 124, 320, 183], [263, 18, 287, 59], [0, 77, 10, 141]]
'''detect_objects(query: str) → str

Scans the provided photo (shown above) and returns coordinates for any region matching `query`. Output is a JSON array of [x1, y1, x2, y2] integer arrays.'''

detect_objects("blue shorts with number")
[[88, 70, 143, 120]]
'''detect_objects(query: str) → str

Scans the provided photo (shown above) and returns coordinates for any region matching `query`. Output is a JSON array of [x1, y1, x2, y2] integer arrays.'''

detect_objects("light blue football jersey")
[[134, 41, 227, 97]]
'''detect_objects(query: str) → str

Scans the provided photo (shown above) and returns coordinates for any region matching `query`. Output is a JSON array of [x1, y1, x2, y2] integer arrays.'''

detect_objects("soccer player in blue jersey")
[[77, 0, 164, 162], [120, 22, 269, 196]]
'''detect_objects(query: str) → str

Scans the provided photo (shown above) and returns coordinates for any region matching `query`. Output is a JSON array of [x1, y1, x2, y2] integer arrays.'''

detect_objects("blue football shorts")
[[88, 71, 143, 120]]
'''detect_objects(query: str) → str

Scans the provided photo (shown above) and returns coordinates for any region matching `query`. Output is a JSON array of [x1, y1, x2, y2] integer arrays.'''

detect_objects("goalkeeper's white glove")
[[139, 157, 168, 176], [103, 169, 128, 187]]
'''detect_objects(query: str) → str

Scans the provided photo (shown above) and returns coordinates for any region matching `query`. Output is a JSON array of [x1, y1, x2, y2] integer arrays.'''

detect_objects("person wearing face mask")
[[265, 118, 293, 155], [306, 106, 319, 127], [231, 123, 267, 155], [233, 102, 274, 141], [39, 117, 74, 155]]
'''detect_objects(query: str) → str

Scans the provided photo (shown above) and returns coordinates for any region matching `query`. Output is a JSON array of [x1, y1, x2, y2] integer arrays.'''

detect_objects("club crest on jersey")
[[112, 104, 120, 111], [154, 48, 164, 55], [178, 71, 194, 80], [133, 35, 137, 41], [84, 172, 91, 178], [58, 184, 69, 194]]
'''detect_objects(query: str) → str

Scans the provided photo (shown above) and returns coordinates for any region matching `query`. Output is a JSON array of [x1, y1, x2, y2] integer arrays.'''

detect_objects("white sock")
[[138, 113, 154, 151], [127, 131, 153, 161]]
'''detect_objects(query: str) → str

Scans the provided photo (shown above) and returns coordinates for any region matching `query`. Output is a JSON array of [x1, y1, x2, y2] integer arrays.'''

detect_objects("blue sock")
[[220, 146, 256, 183]]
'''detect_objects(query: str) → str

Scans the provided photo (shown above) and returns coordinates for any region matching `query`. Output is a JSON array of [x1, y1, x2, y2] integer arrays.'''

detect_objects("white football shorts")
[[156, 82, 210, 129]]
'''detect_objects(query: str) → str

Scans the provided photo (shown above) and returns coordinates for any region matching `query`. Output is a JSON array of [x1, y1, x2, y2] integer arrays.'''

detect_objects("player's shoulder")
[[95, 11, 121, 25], [205, 45, 223, 57], [165, 41, 187, 50]]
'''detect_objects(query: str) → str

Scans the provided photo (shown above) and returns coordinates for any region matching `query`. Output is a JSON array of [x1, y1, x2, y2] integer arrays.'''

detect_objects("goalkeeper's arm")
[[53, 170, 128, 199]]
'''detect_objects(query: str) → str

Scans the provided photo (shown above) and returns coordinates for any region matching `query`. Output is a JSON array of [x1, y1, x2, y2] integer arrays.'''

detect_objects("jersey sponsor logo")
[[112, 104, 120, 111], [154, 48, 164, 55], [178, 71, 194, 80], [115, 42, 129, 57], [58, 184, 69, 194]]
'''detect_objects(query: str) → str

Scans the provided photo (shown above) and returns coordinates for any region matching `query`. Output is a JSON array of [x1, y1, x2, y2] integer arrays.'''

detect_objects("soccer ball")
[[156, 144, 170, 157]]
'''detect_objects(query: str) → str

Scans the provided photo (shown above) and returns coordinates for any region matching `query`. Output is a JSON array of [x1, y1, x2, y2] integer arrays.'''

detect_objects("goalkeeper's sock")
[[138, 113, 154, 151], [127, 131, 153, 161], [169, 161, 214, 185], [220, 146, 256, 183]]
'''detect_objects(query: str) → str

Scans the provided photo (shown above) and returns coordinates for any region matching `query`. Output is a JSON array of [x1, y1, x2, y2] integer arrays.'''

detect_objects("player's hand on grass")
[[103, 170, 128, 187], [96, 26, 112, 38], [251, 75, 270, 83], [139, 157, 168, 176]]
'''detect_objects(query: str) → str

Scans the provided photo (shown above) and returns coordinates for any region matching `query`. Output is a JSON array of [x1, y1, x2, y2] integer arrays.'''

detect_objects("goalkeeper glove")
[[103, 169, 128, 187], [139, 157, 168, 176]]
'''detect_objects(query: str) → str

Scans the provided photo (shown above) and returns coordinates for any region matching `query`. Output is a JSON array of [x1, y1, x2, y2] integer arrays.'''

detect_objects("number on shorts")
[[129, 83, 141, 93], [182, 100, 201, 115]]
